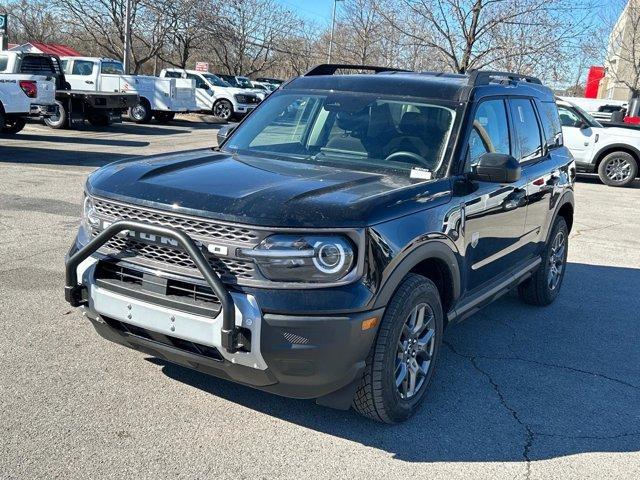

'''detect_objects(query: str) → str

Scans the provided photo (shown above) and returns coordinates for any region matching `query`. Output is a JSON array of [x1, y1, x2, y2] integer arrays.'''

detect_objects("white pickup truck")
[[60, 57, 198, 124], [557, 99, 639, 187], [0, 73, 56, 134], [159, 68, 261, 121]]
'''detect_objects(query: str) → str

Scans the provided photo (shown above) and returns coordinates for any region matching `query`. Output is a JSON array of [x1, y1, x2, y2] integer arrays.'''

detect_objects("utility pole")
[[327, 0, 342, 63], [123, 0, 132, 74]]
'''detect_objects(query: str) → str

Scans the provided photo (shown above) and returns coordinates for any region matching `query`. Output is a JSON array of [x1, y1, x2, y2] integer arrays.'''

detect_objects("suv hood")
[[87, 149, 451, 228], [221, 86, 254, 96], [600, 126, 640, 142]]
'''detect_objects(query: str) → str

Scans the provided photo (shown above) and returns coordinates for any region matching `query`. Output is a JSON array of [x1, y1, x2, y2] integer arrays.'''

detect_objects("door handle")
[[502, 188, 526, 211]]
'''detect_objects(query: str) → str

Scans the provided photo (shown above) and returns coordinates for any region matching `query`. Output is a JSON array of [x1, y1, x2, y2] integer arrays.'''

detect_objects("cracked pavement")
[[1, 122, 639, 479]]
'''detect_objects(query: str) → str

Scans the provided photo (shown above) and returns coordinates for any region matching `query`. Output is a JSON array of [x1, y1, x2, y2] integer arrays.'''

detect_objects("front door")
[[460, 98, 528, 292], [558, 104, 596, 165]]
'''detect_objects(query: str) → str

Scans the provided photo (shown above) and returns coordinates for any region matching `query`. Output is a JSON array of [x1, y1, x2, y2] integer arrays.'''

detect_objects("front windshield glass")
[[203, 73, 232, 87], [572, 103, 603, 128], [236, 76, 253, 88], [224, 90, 456, 174]]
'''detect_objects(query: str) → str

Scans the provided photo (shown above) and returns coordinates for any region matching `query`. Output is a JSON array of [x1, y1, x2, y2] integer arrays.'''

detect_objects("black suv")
[[65, 64, 575, 423]]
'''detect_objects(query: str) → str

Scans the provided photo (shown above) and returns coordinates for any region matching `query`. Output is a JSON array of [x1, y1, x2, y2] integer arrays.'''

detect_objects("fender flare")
[[545, 189, 575, 243], [372, 240, 461, 310], [593, 143, 640, 164]]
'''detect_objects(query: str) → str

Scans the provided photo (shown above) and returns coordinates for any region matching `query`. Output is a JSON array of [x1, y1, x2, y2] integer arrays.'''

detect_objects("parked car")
[[255, 76, 284, 86], [557, 99, 639, 186], [160, 68, 261, 121], [65, 64, 574, 423], [0, 70, 56, 134], [0, 51, 136, 129], [216, 74, 267, 101], [60, 57, 197, 124]]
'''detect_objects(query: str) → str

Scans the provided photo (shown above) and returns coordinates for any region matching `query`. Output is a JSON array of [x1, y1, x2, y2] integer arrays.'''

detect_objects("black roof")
[[283, 64, 554, 103]]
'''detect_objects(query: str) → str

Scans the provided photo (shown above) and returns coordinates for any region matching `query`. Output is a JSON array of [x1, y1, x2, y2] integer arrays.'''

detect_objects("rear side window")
[[509, 98, 543, 162], [72, 60, 95, 76], [467, 99, 510, 167], [538, 101, 563, 148], [0, 55, 7, 72], [164, 71, 182, 78], [101, 61, 124, 75]]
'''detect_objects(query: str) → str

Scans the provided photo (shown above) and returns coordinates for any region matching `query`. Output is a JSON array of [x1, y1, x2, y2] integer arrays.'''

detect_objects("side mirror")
[[577, 120, 589, 130], [216, 124, 236, 146], [471, 153, 521, 183]]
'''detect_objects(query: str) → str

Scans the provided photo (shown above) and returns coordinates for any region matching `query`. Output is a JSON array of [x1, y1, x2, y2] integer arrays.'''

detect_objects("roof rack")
[[467, 70, 542, 86], [304, 63, 409, 76]]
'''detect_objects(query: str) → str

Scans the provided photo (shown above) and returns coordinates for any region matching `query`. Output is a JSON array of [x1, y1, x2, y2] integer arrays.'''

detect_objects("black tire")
[[44, 100, 68, 129], [353, 274, 443, 423], [129, 99, 153, 124], [518, 216, 569, 306], [1, 118, 27, 134], [212, 99, 234, 121], [0, 105, 6, 130], [597, 151, 638, 187], [153, 111, 175, 123], [87, 113, 111, 127]]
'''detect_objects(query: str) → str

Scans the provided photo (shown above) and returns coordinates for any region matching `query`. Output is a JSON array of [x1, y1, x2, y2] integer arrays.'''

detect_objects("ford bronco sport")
[[65, 64, 575, 423]]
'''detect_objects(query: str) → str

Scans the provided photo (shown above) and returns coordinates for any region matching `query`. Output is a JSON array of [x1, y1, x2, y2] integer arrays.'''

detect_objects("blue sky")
[[275, 0, 335, 25]]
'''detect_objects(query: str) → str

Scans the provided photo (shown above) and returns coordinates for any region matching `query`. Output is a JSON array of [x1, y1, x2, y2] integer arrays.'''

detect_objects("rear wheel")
[[129, 100, 153, 124], [1, 118, 27, 134], [153, 111, 175, 123], [518, 216, 568, 306], [597, 151, 637, 187], [44, 100, 68, 129], [212, 99, 233, 121], [353, 274, 443, 423]]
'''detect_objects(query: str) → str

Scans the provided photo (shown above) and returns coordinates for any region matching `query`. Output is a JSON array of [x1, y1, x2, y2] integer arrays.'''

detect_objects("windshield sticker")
[[410, 167, 432, 180]]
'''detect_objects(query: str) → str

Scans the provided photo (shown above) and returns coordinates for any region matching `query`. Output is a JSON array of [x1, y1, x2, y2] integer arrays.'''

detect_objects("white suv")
[[160, 69, 261, 121], [557, 99, 639, 187]]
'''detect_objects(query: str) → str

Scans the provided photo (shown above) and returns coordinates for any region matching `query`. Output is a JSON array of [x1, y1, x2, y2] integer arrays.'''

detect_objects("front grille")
[[92, 197, 263, 283], [102, 236, 256, 281], [93, 199, 260, 244]]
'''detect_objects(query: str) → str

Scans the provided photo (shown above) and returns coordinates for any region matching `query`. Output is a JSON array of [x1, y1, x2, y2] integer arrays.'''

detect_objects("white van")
[[160, 68, 261, 121], [60, 57, 198, 123]]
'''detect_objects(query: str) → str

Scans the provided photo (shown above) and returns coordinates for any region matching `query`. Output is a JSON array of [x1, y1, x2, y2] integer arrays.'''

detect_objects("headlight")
[[234, 94, 249, 103], [82, 195, 100, 230], [241, 234, 355, 283]]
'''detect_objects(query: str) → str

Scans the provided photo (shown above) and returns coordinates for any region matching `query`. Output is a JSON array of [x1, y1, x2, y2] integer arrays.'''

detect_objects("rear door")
[[461, 98, 528, 291]]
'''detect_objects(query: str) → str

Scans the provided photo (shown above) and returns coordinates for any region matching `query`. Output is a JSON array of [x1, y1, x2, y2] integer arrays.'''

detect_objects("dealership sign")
[[195, 62, 209, 72], [0, 14, 7, 34]]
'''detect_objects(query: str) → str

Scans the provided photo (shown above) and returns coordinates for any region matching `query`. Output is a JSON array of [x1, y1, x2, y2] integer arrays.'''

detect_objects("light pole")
[[327, 0, 342, 63], [123, 0, 132, 74]]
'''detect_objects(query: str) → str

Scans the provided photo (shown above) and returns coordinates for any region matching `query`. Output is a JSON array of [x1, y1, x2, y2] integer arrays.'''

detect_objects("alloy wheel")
[[605, 157, 632, 183], [395, 303, 436, 399], [548, 230, 566, 291]]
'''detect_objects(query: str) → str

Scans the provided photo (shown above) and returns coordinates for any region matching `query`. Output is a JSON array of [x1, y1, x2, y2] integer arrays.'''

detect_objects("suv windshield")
[[236, 77, 253, 88], [203, 73, 232, 87], [224, 90, 456, 174]]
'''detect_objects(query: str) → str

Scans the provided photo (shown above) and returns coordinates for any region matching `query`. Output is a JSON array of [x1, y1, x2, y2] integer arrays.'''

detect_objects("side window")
[[186, 73, 207, 89], [467, 99, 510, 167], [0, 55, 8, 72], [509, 98, 543, 162], [164, 71, 181, 79], [558, 106, 583, 128], [537, 101, 563, 148], [71, 60, 95, 76]]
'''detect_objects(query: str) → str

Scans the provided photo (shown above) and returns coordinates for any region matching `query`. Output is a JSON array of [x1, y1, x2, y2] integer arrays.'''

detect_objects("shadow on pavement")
[[6, 133, 150, 148], [0, 146, 140, 167], [152, 262, 640, 462]]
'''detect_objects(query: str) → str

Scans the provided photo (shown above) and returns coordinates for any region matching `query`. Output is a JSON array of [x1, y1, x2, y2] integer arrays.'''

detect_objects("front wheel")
[[1, 118, 27, 134], [212, 99, 233, 121], [44, 100, 68, 129], [353, 274, 443, 423], [597, 152, 637, 187], [518, 216, 568, 306]]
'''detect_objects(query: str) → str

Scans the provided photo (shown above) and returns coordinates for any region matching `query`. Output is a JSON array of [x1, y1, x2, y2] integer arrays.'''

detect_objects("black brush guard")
[[64, 220, 239, 353]]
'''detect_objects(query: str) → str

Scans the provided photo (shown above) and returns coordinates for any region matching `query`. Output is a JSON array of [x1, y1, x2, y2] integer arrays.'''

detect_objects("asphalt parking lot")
[[1, 119, 639, 480]]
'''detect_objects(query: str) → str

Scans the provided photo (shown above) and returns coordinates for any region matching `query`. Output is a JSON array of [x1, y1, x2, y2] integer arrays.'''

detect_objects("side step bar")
[[64, 220, 240, 353]]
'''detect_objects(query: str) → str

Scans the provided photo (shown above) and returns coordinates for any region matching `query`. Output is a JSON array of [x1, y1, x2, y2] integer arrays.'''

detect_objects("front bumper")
[[235, 103, 257, 115], [65, 222, 382, 402]]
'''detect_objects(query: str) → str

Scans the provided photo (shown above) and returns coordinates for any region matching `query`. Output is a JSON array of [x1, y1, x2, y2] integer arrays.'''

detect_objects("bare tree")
[[378, 0, 592, 75], [335, 0, 382, 65], [0, 0, 62, 44]]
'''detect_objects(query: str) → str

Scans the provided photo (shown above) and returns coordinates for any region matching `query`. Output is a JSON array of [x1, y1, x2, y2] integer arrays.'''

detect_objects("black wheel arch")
[[593, 144, 640, 173], [546, 190, 574, 244], [372, 240, 461, 318]]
